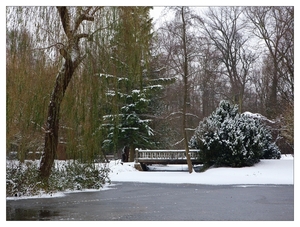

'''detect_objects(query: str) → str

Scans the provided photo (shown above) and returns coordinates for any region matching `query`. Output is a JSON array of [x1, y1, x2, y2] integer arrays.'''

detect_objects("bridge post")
[[135, 148, 139, 163], [134, 148, 145, 171]]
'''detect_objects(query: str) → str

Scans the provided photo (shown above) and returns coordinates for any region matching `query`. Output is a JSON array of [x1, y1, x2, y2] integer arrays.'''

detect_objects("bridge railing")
[[135, 148, 201, 164]]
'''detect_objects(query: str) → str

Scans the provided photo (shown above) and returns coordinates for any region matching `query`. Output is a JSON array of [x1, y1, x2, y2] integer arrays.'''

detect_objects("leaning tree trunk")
[[39, 6, 95, 182], [39, 58, 75, 180]]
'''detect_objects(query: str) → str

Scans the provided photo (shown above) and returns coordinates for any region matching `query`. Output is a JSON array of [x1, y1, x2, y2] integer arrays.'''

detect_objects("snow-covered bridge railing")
[[135, 148, 202, 168]]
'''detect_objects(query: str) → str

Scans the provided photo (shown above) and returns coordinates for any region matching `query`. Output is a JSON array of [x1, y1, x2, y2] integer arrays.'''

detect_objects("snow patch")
[[242, 111, 275, 123]]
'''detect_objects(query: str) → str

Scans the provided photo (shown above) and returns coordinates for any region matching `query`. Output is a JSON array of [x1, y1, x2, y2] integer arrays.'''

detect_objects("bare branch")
[[31, 43, 67, 60], [76, 33, 89, 40], [82, 6, 92, 14], [30, 43, 58, 51], [74, 13, 94, 32], [73, 7, 102, 32], [171, 138, 184, 147], [91, 6, 102, 16]]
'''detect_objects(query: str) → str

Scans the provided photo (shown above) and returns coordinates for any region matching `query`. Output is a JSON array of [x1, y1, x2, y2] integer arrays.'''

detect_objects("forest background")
[[4, 3, 295, 181]]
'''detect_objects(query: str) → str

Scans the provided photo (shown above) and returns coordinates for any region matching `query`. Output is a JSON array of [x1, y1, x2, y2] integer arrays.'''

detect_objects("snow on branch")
[[144, 85, 163, 90], [97, 73, 129, 82], [165, 111, 183, 119], [164, 111, 199, 120], [105, 90, 127, 98], [153, 67, 166, 72], [102, 114, 124, 120], [185, 113, 200, 119], [172, 138, 184, 147], [132, 89, 140, 94], [121, 127, 139, 131], [242, 111, 275, 123], [148, 77, 176, 83], [185, 127, 197, 131]]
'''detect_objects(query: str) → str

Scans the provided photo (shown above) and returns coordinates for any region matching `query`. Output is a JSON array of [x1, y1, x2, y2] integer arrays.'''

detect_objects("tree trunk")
[[183, 81, 193, 173], [181, 7, 194, 174], [39, 6, 93, 182], [39, 58, 75, 181], [267, 73, 278, 118], [129, 143, 135, 162]]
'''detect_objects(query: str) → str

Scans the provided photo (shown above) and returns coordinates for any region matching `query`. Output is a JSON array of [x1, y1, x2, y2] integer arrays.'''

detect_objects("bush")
[[50, 161, 111, 191], [6, 161, 42, 197], [189, 100, 281, 168], [6, 160, 111, 197]]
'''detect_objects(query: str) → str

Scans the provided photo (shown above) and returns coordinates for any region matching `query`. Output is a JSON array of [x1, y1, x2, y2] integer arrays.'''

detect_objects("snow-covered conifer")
[[190, 100, 281, 167]]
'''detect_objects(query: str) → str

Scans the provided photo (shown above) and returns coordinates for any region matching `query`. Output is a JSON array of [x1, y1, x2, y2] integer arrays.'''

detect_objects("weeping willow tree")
[[6, 6, 106, 182], [6, 27, 54, 162]]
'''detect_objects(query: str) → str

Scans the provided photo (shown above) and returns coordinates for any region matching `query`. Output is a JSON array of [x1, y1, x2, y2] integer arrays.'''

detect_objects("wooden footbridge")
[[134, 148, 202, 170]]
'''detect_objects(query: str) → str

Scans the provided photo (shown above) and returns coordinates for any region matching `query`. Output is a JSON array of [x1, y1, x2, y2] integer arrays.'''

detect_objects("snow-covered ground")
[[6, 154, 294, 200], [109, 154, 294, 185]]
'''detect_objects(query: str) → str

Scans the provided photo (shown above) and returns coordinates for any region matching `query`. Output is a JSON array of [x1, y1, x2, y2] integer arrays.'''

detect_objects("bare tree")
[[193, 37, 222, 117], [180, 7, 194, 173], [196, 7, 255, 112], [157, 7, 199, 173], [245, 6, 294, 118]]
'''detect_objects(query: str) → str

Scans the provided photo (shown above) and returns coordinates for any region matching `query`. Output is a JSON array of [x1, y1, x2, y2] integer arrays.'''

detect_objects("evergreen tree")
[[94, 7, 178, 161], [100, 73, 174, 161], [101, 87, 156, 154]]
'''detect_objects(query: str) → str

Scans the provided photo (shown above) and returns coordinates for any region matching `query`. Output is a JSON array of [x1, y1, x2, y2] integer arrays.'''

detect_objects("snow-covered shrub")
[[189, 100, 280, 168], [6, 161, 41, 197], [6, 160, 111, 197], [51, 161, 110, 191]]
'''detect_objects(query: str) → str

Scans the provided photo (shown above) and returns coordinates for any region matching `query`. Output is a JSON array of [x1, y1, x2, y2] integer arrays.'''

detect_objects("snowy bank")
[[109, 155, 294, 185]]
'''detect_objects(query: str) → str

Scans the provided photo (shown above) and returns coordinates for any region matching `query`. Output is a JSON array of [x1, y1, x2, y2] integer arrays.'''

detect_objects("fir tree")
[[100, 81, 164, 160]]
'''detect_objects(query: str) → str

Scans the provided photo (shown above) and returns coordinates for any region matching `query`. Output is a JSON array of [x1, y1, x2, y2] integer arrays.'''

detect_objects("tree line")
[[6, 6, 293, 181]]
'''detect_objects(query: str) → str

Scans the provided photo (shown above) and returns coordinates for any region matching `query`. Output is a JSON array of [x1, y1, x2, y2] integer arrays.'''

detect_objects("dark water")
[[6, 183, 294, 221], [6, 207, 60, 220]]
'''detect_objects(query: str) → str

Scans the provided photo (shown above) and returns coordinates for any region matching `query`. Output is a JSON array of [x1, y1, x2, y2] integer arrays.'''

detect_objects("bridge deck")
[[135, 149, 203, 166]]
